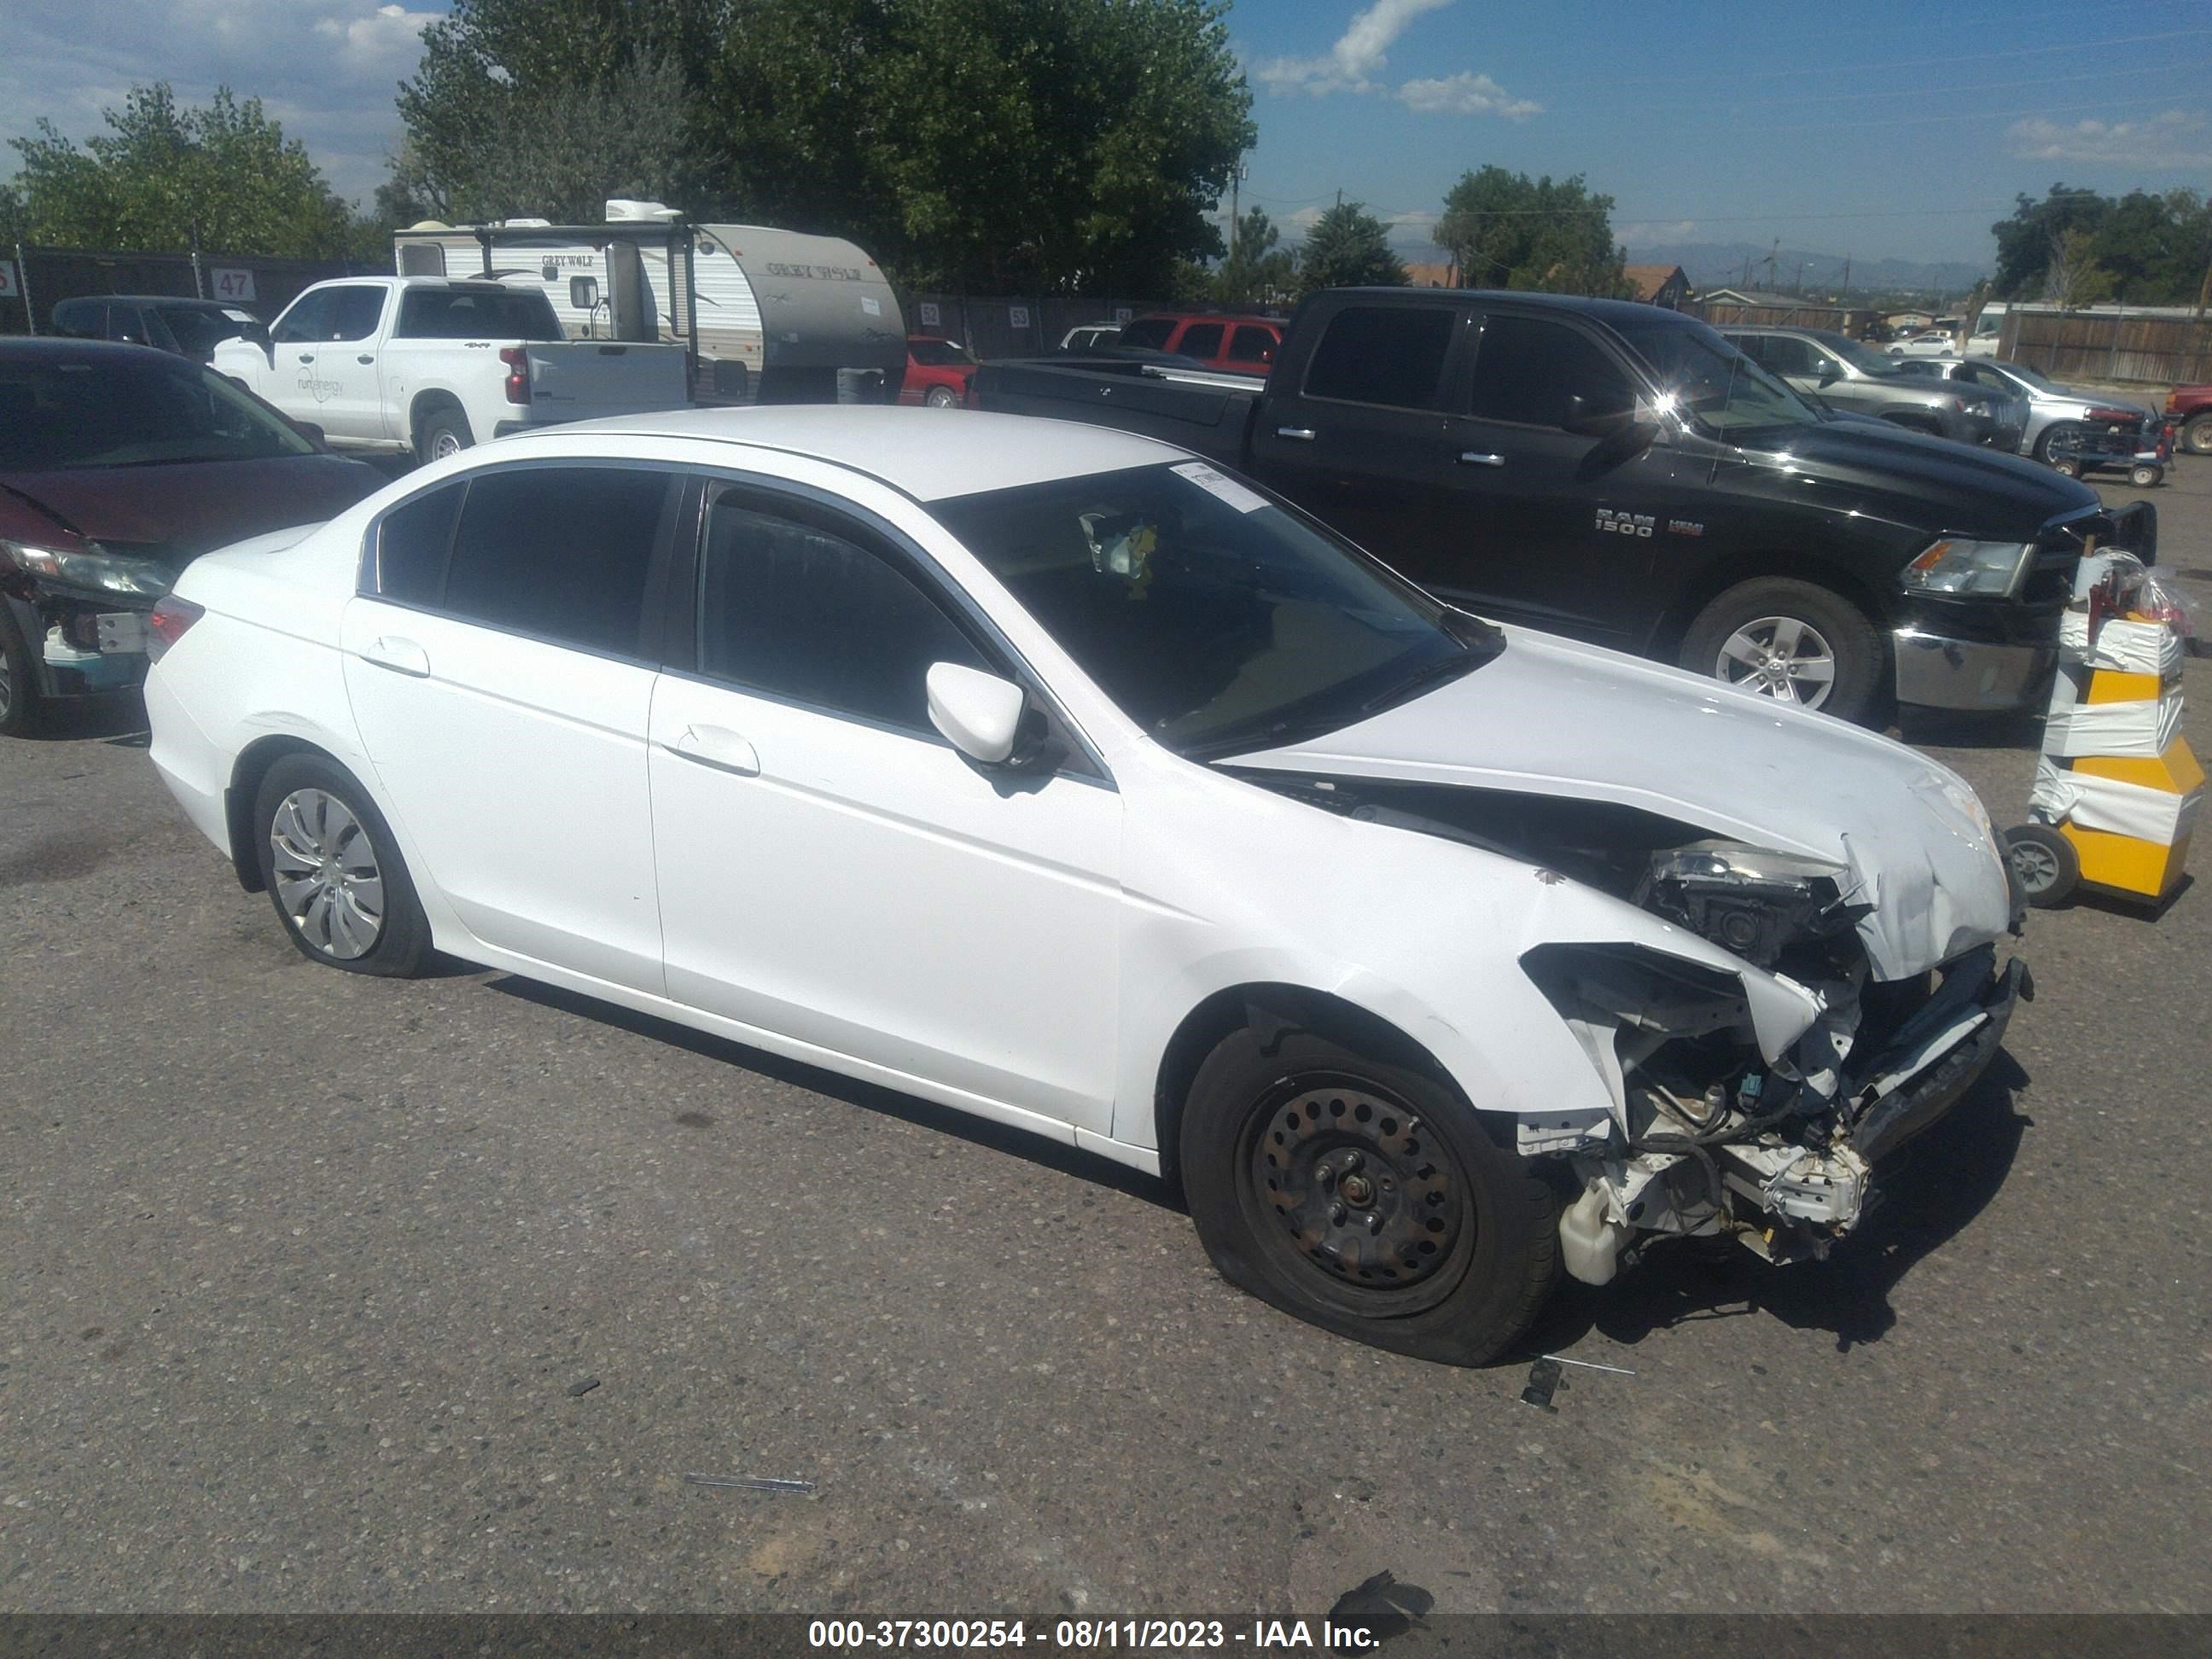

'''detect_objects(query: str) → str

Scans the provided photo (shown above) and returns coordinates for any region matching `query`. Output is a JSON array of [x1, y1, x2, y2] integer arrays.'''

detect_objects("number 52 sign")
[[209, 267, 256, 302]]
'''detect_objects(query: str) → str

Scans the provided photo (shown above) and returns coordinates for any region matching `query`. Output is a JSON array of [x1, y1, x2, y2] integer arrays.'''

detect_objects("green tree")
[[2045, 228, 2117, 308], [1993, 185, 2110, 299], [1435, 165, 1627, 295], [1295, 201, 1406, 294], [397, 0, 1254, 294], [1214, 207, 1295, 306], [7, 84, 353, 256]]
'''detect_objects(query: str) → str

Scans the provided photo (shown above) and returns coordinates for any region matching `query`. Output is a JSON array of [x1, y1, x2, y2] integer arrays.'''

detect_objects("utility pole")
[[1842, 253, 1851, 297], [1228, 160, 1247, 261]]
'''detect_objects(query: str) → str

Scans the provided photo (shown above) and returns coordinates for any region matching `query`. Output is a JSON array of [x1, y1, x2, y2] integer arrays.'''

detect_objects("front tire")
[[2184, 414, 2212, 457], [1679, 576, 1883, 722], [924, 385, 958, 409], [2129, 463, 2163, 488], [253, 754, 434, 976], [1180, 1025, 1559, 1367], [0, 603, 41, 739]]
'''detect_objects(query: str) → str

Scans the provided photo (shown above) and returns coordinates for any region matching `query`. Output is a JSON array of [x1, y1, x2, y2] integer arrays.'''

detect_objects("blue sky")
[[3, 0, 2207, 271], [1230, 0, 2212, 266]]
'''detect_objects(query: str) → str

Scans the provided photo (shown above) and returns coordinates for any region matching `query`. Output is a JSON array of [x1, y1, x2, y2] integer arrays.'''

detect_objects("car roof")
[[54, 294, 236, 312], [0, 336, 209, 365], [526, 406, 1188, 502], [1325, 288, 1706, 331]]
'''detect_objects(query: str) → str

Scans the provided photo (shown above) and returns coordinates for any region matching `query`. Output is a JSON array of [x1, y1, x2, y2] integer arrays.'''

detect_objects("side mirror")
[[1818, 362, 1842, 387], [1561, 393, 1637, 439], [928, 662, 1027, 765], [289, 418, 327, 448]]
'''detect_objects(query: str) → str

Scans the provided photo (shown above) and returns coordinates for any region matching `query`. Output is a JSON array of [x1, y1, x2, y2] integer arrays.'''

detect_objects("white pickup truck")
[[212, 276, 689, 460]]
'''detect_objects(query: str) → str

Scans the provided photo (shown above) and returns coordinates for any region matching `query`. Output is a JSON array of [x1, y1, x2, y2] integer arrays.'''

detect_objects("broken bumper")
[[1848, 948, 2029, 1164]]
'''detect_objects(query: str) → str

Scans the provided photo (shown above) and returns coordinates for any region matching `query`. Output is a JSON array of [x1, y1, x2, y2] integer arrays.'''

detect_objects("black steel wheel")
[[1181, 1024, 1558, 1367], [2005, 822, 2080, 909]]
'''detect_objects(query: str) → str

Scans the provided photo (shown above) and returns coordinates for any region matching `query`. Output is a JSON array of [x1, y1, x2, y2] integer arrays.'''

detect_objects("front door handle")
[[357, 353, 375, 365], [297, 352, 315, 364], [1458, 451, 1506, 468], [1275, 426, 1316, 441], [361, 635, 430, 678], [668, 725, 760, 777]]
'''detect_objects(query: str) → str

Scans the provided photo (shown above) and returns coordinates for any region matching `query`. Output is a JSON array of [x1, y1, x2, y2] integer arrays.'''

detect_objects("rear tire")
[[253, 754, 434, 976], [2184, 414, 2212, 457], [2129, 463, 2163, 488], [924, 385, 958, 409], [2034, 422, 2080, 463], [2052, 457, 2081, 478], [416, 405, 474, 463], [1679, 576, 1883, 723], [2005, 823, 2080, 909], [1180, 1024, 1559, 1367]]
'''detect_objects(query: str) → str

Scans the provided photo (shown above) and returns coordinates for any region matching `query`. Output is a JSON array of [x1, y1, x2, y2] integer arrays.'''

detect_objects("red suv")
[[1115, 313, 1283, 377], [899, 336, 978, 407]]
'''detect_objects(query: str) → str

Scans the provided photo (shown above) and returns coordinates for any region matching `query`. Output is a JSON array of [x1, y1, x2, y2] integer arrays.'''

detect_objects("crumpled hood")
[[1223, 627, 2014, 981], [0, 454, 381, 571]]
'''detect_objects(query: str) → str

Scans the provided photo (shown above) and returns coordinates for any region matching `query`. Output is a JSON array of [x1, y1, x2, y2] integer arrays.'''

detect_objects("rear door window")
[[396, 288, 562, 341], [325, 287, 388, 342], [1230, 325, 1278, 365], [1464, 314, 1633, 429], [1177, 323, 1225, 360], [1301, 306, 1458, 409], [370, 481, 466, 607], [439, 466, 678, 658]]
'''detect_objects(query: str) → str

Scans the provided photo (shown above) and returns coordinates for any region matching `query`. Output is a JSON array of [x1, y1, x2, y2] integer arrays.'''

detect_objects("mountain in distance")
[[1619, 240, 1990, 296]]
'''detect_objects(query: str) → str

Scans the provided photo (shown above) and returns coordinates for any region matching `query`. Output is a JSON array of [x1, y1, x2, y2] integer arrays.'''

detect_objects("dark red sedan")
[[0, 339, 384, 736]]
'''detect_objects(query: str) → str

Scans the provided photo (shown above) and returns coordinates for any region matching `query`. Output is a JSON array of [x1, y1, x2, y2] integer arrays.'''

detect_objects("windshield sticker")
[[1172, 460, 1268, 514]]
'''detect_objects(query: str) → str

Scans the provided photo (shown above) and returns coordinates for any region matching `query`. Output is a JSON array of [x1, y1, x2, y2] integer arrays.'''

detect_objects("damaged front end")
[[0, 538, 174, 697], [1239, 771, 2028, 1285]]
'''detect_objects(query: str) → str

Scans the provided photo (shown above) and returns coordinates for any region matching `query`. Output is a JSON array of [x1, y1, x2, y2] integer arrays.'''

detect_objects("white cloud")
[[2005, 109, 2212, 167], [1255, 0, 1539, 120], [1619, 219, 1698, 247], [1255, 0, 1452, 96], [1395, 72, 1540, 119], [0, 0, 438, 206]]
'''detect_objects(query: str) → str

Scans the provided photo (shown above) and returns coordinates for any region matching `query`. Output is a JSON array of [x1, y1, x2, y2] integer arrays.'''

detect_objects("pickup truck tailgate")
[[973, 359, 1257, 468], [525, 341, 690, 421]]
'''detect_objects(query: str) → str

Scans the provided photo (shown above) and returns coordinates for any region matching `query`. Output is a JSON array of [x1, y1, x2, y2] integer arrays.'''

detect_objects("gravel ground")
[[2, 459, 2208, 1618]]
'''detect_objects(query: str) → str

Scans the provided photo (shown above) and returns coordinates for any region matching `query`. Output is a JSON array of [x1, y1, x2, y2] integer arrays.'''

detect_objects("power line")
[[1634, 56, 2211, 112]]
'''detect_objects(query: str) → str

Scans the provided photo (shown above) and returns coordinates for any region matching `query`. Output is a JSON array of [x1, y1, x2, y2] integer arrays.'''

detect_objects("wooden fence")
[[1998, 309, 2212, 387]]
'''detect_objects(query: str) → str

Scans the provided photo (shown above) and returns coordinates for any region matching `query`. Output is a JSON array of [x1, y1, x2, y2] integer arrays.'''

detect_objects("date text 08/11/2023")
[[807, 1618, 1383, 1650]]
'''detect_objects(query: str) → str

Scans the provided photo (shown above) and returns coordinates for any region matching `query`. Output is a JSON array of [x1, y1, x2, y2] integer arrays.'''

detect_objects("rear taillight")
[[500, 346, 531, 405], [146, 594, 204, 664]]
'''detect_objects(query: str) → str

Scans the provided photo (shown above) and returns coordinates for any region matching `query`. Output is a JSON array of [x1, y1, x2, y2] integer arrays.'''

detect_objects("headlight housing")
[[1902, 538, 2033, 599], [0, 538, 172, 599]]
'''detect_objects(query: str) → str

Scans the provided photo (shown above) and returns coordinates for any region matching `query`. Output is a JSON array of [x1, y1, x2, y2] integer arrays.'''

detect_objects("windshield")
[[162, 309, 253, 359], [0, 353, 317, 470], [1813, 331, 1903, 377], [928, 461, 1498, 758], [1610, 319, 1824, 436], [909, 337, 975, 367]]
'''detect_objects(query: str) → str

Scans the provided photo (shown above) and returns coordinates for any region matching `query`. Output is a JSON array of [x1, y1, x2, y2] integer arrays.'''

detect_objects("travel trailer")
[[394, 201, 908, 403]]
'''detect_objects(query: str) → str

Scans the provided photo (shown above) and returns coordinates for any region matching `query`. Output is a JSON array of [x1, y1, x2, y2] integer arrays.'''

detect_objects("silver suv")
[[1889, 356, 2157, 462], [1720, 326, 2024, 451]]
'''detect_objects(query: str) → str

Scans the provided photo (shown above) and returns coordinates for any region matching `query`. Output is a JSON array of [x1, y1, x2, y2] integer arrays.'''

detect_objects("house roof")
[[1621, 263, 1687, 300]]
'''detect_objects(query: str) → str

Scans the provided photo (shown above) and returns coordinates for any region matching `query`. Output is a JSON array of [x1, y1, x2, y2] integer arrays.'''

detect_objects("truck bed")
[[970, 357, 1260, 469]]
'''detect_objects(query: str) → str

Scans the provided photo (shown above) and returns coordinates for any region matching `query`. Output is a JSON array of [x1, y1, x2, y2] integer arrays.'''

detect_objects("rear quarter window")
[[1301, 306, 1458, 409]]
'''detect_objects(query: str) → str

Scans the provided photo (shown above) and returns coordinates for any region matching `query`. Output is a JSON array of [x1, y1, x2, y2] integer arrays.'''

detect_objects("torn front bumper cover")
[[1846, 946, 2029, 1165]]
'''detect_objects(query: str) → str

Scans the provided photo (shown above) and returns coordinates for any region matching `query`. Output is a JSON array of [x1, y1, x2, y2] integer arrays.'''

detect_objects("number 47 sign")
[[209, 267, 256, 302]]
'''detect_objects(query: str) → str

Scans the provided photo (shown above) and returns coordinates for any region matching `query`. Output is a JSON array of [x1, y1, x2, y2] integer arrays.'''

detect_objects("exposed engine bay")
[[1233, 771, 2030, 1285]]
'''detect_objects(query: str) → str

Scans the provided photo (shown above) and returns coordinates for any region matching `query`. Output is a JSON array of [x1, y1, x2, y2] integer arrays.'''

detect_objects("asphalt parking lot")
[[3, 458, 2209, 1618]]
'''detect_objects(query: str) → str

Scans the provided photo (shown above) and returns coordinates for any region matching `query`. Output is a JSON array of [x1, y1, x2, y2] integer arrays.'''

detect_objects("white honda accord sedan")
[[144, 407, 2028, 1365]]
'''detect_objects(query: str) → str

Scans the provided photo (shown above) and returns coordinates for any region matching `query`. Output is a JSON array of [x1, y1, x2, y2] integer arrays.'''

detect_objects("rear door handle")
[[1458, 451, 1505, 468], [1275, 426, 1316, 441], [667, 725, 760, 777], [297, 352, 315, 364], [361, 636, 430, 677]]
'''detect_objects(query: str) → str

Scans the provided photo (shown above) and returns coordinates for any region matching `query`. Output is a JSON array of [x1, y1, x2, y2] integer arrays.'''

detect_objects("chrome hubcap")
[[429, 431, 461, 460], [1716, 615, 1838, 709], [271, 788, 385, 959]]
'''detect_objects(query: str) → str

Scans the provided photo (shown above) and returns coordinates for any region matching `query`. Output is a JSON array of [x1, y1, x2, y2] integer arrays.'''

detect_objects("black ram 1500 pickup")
[[972, 288, 2152, 725]]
